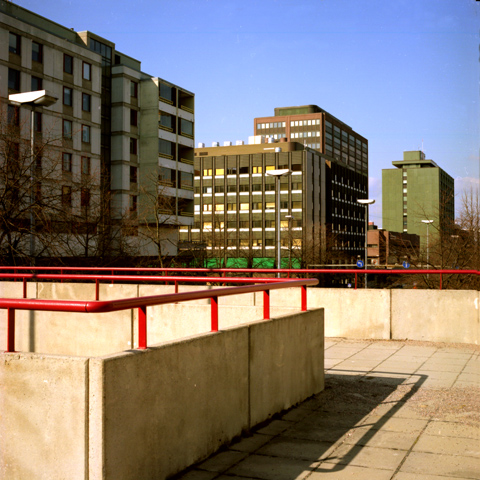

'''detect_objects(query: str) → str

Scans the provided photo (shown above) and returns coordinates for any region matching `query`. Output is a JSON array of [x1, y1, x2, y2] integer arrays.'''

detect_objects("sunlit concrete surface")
[[177, 338, 480, 480]]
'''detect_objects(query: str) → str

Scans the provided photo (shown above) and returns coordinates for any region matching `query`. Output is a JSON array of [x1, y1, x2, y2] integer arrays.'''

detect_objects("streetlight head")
[[266, 169, 291, 177], [357, 198, 375, 205], [421, 219, 434, 224], [9, 90, 58, 107]]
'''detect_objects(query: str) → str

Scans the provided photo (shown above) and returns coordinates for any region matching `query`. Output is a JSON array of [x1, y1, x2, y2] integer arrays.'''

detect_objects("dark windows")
[[82, 125, 91, 143], [130, 138, 137, 155], [130, 109, 138, 126], [81, 156, 90, 175], [31, 76, 42, 91], [159, 82, 175, 103], [7, 105, 19, 126], [62, 186, 72, 206], [34, 112, 42, 132], [130, 166, 137, 183], [158, 139, 174, 157], [82, 93, 91, 112], [159, 111, 174, 130], [180, 119, 193, 137], [158, 167, 175, 186], [130, 81, 138, 98], [9, 32, 21, 55], [81, 188, 90, 207], [82, 62, 91, 80], [62, 152, 72, 172], [32, 41, 43, 63], [129, 195, 137, 213], [63, 120, 72, 139], [8, 68, 20, 91], [179, 171, 193, 189], [64, 54, 73, 74], [63, 87, 73, 106]]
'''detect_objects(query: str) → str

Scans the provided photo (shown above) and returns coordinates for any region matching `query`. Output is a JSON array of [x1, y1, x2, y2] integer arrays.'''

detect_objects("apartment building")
[[0, 1, 194, 261], [179, 139, 367, 267], [382, 151, 454, 247]]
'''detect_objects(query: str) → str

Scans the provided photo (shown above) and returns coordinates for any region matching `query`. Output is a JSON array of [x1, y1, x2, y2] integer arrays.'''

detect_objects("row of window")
[[159, 112, 194, 137], [60, 185, 92, 208], [158, 167, 194, 189], [201, 164, 302, 176], [257, 122, 287, 129], [195, 219, 302, 229], [62, 153, 91, 174], [8, 32, 92, 80], [200, 201, 302, 212], [62, 120, 92, 143], [292, 131, 321, 139], [199, 182, 302, 194]]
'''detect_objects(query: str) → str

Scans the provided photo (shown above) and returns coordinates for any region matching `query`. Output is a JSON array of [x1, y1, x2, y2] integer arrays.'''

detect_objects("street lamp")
[[285, 214, 295, 269], [266, 169, 291, 278], [8, 90, 58, 263], [357, 198, 375, 288], [421, 219, 434, 269]]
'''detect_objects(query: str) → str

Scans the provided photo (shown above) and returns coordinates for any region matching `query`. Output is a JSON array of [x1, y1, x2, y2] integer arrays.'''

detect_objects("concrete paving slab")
[[255, 419, 293, 436], [225, 454, 317, 480], [256, 436, 335, 461], [361, 415, 429, 433], [197, 451, 248, 473], [424, 420, 480, 439], [229, 434, 273, 453], [399, 451, 480, 478], [342, 426, 418, 450], [309, 464, 395, 479], [413, 434, 480, 457], [393, 473, 475, 480]]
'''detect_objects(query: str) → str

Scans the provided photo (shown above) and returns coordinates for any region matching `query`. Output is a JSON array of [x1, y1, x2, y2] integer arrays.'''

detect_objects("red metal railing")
[[2, 278, 318, 353]]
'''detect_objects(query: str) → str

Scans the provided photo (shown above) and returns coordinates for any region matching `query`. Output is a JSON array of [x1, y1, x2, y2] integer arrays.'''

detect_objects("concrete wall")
[[1, 309, 324, 480], [0, 283, 478, 356]]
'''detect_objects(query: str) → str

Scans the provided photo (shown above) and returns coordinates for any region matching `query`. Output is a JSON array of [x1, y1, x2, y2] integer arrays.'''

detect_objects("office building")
[[179, 138, 367, 267], [0, 1, 194, 260], [382, 151, 454, 247]]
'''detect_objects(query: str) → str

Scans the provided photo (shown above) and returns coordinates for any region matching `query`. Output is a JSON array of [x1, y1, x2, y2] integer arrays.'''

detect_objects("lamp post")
[[357, 198, 375, 288], [421, 219, 434, 270], [285, 214, 294, 269], [8, 90, 58, 263], [266, 169, 291, 278]]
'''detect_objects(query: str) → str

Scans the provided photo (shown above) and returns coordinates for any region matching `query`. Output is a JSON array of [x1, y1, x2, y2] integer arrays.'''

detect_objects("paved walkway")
[[176, 338, 480, 480]]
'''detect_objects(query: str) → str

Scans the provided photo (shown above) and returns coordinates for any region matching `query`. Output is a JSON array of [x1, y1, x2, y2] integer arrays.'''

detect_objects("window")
[[82, 93, 91, 112], [227, 203, 236, 211], [130, 138, 137, 155], [130, 166, 137, 183], [158, 167, 175, 186], [82, 125, 91, 143], [8, 68, 20, 91], [130, 81, 138, 98], [252, 166, 262, 173], [31, 76, 42, 91], [215, 204, 224, 211], [64, 54, 73, 74], [63, 120, 72, 139], [180, 119, 193, 137], [63, 87, 73, 106], [129, 195, 137, 213], [62, 153, 72, 172], [239, 203, 249, 210], [265, 202, 275, 209], [214, 185, 224, 193], [34, 112, 42, 132], [32, 41, 43, 63], [265, 220, 275, 228], [9, 32, 21, 55], [203, 204, 212, 212], [130, 109, 138, 126], [81, 188, 90, 207], [159, 111, 174, 130], [81, 156, 90, 175], [7, 105, 19, 126], [62, 186, 72, 206], [158, 139, 174, 157], [179, 171, 193, 189], [203, 168, 213, 176], [82, 62, 91, 80], [215, 168, 224, 175], [159, 82, 175, 103]]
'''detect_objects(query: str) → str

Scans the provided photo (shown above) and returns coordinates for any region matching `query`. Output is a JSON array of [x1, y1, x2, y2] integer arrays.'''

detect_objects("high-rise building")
[[0, 1, 194, 260], [382, 151, 454, 246], [179, 139, 367, 267], [254, 105, 368, 178]]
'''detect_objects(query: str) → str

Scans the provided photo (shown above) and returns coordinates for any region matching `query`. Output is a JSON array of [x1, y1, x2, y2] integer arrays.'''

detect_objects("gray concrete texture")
[[177, 338, 480, 480], [0, 309, 324, 480], [1, 283, 478, 355]]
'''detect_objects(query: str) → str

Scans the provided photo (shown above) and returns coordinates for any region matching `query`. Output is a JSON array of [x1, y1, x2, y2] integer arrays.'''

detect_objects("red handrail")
[[2, 278, 318, 353]]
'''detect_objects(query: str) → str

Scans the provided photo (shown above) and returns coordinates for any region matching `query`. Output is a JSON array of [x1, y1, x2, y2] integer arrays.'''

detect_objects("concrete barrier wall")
[[0, 309, 324, 480], [1, 283, 478, 354]]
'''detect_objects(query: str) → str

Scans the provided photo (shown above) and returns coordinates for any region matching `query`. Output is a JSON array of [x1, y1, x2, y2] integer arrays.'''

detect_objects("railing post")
[[95, 279, 99, 301], [138, 306, 147, 349], [355, 273, 358, 290], [175, 281, 178, 294], [6, 308, 15, 352], [440, 273, 442, 290], [301, 285, 307, 311], [23, 278, 27, 299], [211, 296, 218, 331], [263, 290, 270, 320]]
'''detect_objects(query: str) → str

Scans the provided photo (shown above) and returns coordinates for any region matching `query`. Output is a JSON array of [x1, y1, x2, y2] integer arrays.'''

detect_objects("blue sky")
[[13, 0, 480, 226]]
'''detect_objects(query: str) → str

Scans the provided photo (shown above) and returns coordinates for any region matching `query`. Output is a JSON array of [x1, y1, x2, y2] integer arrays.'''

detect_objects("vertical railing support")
[[23, 278, 27, 299], [440, 273, 442, 290], [175, 281, 178, 294], [95, 279, 99, 301], [138, 306, 147, 349], [355, 273, 358, 290], [263, 290, 270, 320], [211, 296, 218, 331], [7, 308, 15, 352], [301, 285, 307, 311]]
